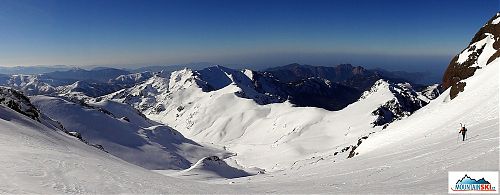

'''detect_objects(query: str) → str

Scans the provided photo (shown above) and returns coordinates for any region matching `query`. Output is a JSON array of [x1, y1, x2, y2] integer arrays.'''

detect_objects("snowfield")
[[0, 106, 241, 194], [0, 58, 497, 193], [226, 58, 498, 194], [104, 65, 425, 172], [0, 12, 498, 194], [30, 96, 231, 170], [157, 58, 498, 194]]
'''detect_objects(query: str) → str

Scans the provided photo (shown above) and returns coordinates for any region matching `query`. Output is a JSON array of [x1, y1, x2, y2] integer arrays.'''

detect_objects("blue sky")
[[0, 0, 497, 73]]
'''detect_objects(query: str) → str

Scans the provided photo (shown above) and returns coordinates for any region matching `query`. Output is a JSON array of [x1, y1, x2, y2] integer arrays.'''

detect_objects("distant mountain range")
[[0, 62, 437, 83], [0, 63, 436, 112], [44, 68, 130, 83], [0, 11, 498, 194], [0, 65, 72, 75]]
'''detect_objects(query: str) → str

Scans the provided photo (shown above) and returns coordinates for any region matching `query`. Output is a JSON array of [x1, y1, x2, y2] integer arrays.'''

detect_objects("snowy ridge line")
[[0, 105, 243, 193], [132, 73, 427, 171]]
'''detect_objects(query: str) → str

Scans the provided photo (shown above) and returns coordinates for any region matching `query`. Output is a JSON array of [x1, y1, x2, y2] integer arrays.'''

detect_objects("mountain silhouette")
[[456, 175, 491, 185]]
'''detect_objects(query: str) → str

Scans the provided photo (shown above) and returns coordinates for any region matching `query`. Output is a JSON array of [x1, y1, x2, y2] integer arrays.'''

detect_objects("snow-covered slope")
[[368, 81, 428, 126], [0, 105, 242, 193], [358, 58, 499, 157], [418, 84, 441, 102], [0, 87, 69, 132], [224, 15, 499, 193], [0, 70, 153, 98], [0, 74, 115, 98], [56, 81, 123, 98], [105, 73, 171, 112], [108, 71, 155, 86], [107, 65, 420, 113], [240, 54, 497, 194], [443, 12, 499, 99], [118, 67, 424, 171], [30, 96, 230, 170], [163, 156, 255, 180], [199, 16, 499, 193], [1, 74, 60, 95], [1, 11, 497, 195]]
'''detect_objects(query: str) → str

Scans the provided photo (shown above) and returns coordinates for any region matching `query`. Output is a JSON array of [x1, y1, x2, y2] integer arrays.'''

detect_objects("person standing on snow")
[[459, 125, 467, 141]]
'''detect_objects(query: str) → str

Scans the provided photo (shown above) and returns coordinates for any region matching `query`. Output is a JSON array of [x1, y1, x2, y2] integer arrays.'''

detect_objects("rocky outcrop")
[[442, 13, 500, 99], [364, 80, 428, 127], [0, 87, 41, 121]]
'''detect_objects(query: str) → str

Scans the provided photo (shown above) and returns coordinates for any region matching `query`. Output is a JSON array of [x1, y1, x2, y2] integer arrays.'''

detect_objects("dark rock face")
[[251, 64, 420, 111], [240, 69, 364, 111], [369, 82, 428, 127], [265, 63, 379, 89], [0, 87, 40, 121], [0, 87, 104, 150], [283, 77, 361, 111], [418, 84, 442, 101], [188, 64, 425, 111], [442, 13, 500, 99]]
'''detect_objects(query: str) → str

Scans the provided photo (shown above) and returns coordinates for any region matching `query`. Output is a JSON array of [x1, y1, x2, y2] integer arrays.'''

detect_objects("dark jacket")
[[459, 127, 467, 134]]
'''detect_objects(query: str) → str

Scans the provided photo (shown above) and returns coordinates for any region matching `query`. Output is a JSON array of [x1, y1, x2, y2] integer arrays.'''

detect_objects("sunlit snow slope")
[[131, 71, 417, 171], [220, 14, 500, 193], [0, 105, 240, 193], [30, 96, 229, 170], [215, 44, 499, 194]]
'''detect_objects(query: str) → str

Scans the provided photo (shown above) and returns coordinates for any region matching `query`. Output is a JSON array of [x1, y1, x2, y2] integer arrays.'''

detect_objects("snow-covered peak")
[[359, 79, 391, 100], [357, 79, 428, 126], [456, 33, 496, 66], [242, 69, 254, 81], [168, 68, 196, 92], [70, 80, 90, 88], [166, 66, 277, 105], [109, 71, 154, 86], [492, 13, 500, 24], [418, 84, 441, 102], [191, 65, 254, 92], [172, 156, 253, 179], [55, 81, 123, 98], [100, 71, 171, 113], [2, 74, 58, 95]]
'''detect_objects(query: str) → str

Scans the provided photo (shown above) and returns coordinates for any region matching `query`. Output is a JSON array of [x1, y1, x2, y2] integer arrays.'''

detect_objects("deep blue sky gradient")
[[0, 0, 498, 73]]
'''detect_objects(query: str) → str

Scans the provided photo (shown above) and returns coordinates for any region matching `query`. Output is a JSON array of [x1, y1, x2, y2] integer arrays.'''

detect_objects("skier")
[[459, 124, 467, 141]]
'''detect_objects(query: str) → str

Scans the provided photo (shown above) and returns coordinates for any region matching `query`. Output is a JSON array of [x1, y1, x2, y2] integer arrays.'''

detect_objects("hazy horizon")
[[0, 0, 498, 76]]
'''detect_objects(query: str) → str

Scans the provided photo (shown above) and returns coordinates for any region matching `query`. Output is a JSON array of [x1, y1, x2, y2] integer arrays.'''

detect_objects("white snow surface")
[[457, 34, 497, 67], [2, 74, 57, 95], [0, 58, 498, 193], [30, 96, 230, 170], [417, 83, 440, 102], [0, 38, 498, 193], [142, 74, 395, 171], [109, 71, 154, 85], [493, 16, 500, 24], [0, 105, 241, 194], [186, 57, 498, 194], [129, 59, 497, 193]]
